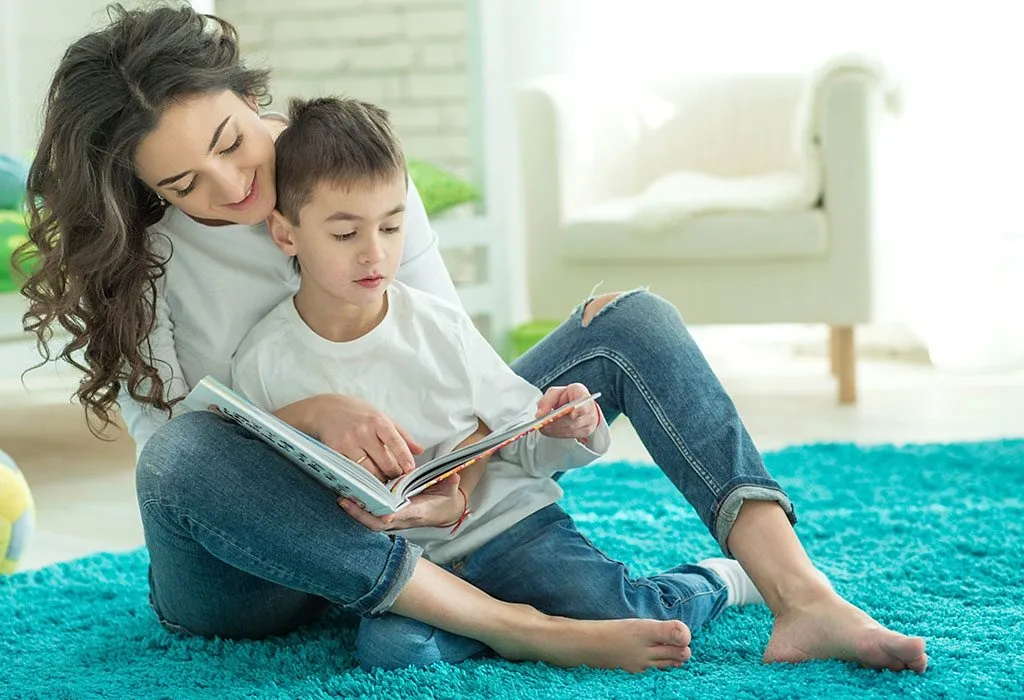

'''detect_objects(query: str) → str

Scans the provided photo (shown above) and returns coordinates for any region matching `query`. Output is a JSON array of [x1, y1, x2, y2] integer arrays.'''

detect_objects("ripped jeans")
[[136, 290, 794, 662], [521, 290, 795, 551]]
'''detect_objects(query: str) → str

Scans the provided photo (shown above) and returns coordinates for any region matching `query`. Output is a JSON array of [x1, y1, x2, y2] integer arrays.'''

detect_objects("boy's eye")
[[332, 232, 357, 241]]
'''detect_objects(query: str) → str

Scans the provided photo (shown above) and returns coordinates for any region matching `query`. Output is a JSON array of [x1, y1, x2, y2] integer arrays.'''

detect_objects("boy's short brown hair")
[[274, 96, 406, 225]]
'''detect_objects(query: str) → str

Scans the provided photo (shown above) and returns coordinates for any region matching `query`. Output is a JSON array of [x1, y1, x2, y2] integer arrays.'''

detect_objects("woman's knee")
[[135, 410, 237, 502], [582, 289, 682, 329], [579, 289, 690, 353]]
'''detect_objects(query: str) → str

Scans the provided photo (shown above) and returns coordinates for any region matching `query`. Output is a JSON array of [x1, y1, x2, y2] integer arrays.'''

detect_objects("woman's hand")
[[339, 473, 466, 531], [275, 393, 424, 482], [535, 383, 600, 440]]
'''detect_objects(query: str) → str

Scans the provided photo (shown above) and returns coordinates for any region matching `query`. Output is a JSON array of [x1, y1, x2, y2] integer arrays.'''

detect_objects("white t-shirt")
[[118, 178, 459, 459], [231, 281, 610, 564]]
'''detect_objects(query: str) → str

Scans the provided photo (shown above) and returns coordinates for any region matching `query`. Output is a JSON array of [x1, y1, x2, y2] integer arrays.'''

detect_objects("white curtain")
[[497, 0, 1024, 370]]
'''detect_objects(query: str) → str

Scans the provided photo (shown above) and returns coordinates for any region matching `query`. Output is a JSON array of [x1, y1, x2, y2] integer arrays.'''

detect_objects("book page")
[[184, 377, 401, 515], [390, 392, 601, 498]]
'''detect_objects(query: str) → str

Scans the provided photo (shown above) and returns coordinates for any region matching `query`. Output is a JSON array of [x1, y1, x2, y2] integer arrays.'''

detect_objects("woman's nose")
[[211, 165, 248, 204]]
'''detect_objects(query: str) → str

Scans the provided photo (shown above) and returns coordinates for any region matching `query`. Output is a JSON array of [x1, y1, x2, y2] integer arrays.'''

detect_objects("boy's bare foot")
[[492, 605, 692, 673], [764, 591, 928, 673]]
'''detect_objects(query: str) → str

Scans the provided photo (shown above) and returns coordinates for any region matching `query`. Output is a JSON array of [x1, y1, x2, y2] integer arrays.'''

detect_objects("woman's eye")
[[382, 226, 401, 234], [221, 134, 244, 154], [174, 178, 198, 197]]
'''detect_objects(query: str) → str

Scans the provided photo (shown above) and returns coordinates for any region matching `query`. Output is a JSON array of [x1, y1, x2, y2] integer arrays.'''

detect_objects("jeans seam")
[[533, 346, 722, 500]]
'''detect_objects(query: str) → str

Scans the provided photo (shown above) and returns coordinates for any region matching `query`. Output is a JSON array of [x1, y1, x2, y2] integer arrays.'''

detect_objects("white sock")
[[698, 557, 765, 607]]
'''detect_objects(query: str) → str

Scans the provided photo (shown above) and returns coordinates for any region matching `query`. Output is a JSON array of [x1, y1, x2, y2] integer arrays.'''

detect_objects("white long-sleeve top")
[[118, 177, 459, 460], [231, 281, 610, 563]]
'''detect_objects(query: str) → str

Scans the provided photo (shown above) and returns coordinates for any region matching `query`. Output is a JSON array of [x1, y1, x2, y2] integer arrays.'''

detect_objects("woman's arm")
[[118, 267, 191, 461], [396, 177, 461, 307]]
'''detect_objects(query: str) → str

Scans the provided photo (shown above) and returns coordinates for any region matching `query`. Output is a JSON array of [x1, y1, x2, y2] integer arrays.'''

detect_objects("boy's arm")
[[449, 418, 492, 498], [458, 315, 610, 478]]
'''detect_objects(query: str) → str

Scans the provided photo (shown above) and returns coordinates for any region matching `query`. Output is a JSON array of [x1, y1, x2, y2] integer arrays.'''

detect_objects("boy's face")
[[272, 173, 407, 308]]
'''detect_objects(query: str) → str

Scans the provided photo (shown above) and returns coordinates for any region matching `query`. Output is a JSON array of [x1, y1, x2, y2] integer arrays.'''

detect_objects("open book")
[[183, 376, 601, 517]]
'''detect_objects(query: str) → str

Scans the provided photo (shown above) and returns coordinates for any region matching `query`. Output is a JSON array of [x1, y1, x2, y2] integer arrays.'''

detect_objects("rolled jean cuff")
[[713, 478, 797, 558], [346, 536, 424, 618]]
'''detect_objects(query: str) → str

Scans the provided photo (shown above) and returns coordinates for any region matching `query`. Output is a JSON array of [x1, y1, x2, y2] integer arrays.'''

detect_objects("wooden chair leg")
[[828, 327, 840, 376], [830, 325, 857, 404]]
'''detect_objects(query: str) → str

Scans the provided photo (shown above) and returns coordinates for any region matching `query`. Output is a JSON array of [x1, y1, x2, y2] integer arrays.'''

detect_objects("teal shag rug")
[[3, 440, 1023, 699]]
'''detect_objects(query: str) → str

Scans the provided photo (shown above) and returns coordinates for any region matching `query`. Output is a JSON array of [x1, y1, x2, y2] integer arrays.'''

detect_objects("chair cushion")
[[559, 208, 828, 262]]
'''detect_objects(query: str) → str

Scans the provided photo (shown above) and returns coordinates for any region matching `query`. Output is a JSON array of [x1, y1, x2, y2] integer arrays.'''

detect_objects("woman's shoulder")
[[232, 296, 295, 366]]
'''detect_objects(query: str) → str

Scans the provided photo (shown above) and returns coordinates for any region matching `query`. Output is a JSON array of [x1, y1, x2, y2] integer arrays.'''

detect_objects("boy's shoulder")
[[391, 280, 470, 332]]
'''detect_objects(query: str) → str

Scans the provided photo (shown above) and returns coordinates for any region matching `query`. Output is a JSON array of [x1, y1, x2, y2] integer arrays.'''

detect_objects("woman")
[[17, 3, 926, 674]]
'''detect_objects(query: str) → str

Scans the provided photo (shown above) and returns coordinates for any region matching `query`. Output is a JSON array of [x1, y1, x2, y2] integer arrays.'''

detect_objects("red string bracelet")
[[437, 485, 472, 535]]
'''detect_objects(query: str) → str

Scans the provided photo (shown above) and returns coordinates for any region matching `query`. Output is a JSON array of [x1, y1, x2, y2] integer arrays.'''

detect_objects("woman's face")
[[134, 90, 277, 226]]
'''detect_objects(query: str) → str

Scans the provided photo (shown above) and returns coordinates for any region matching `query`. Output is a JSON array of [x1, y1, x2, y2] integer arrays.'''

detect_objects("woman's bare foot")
[[764, 591, 928, 673], [491, 605, 692, 673]]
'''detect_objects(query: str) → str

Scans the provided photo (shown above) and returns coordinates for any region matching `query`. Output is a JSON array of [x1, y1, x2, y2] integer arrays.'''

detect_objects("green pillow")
[[408, 159, 480, 217], [0, 155, 28, 210], [0, 210, 30, 294]]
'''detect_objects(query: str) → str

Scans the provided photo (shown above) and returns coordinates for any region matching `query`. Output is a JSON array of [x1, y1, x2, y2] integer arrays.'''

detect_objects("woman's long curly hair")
[[13, 3, 271, 434]]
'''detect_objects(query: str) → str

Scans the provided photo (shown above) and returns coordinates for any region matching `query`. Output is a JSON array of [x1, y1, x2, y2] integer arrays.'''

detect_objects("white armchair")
[[516, 59, 897, 404]]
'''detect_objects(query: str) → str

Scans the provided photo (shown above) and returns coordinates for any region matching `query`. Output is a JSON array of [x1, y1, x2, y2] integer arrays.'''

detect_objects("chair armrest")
[[517, 77, 644, 224]]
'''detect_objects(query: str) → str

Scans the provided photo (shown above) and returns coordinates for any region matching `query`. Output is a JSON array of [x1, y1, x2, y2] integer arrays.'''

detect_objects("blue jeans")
[[136, 291, 794, 651], [354, 503, 729, 670]]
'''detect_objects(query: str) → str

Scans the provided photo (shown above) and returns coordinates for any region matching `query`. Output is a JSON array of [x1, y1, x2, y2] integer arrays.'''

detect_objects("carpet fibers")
[[3, 440, 1023, 699]]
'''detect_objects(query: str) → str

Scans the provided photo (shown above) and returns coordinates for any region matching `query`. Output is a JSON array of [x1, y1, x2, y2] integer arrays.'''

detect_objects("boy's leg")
[[459, 505, 730, 625], [142, 412, 694, 674], [356, 504, 726, 670]]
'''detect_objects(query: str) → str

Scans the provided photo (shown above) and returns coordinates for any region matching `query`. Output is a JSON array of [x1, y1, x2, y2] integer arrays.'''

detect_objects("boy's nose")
[[362, 240, 385, 264]]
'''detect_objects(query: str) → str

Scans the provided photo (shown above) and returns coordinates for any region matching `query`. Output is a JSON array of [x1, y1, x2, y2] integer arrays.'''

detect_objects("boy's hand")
[[536, 383, 600, 440], [339, 473, 466, 531]]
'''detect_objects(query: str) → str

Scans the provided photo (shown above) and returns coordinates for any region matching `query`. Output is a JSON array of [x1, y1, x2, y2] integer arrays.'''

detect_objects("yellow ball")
[[0, 449, 34, 574]]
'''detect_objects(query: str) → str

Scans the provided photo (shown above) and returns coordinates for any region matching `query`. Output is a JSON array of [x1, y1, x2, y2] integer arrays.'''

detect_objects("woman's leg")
[[136, 410, 691, 671], [511, 290, 927, 673], [355, 504, 725, 671]]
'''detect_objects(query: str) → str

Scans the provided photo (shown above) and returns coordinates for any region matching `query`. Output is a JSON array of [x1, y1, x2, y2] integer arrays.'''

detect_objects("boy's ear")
[[267, 210, 299, 257]]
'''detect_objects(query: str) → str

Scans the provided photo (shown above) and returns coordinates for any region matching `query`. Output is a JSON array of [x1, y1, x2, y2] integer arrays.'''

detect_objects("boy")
[[231, 97, 762, 670]]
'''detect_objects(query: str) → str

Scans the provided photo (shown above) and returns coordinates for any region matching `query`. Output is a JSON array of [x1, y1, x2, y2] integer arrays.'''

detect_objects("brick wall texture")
[[216, 0, 471, 175]]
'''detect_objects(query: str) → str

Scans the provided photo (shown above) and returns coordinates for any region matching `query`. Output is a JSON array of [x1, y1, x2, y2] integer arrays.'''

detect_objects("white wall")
[[0, 1, 148, 158], [216, 0, 472, 176]]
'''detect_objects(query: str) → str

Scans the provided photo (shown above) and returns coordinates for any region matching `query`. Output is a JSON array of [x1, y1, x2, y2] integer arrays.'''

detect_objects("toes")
[[650, 644, 691, 664], [885, 634, 927, 663], [908, 653, 929, 674], [651, 658, 686, 670], [656, 620, 691, 647]]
